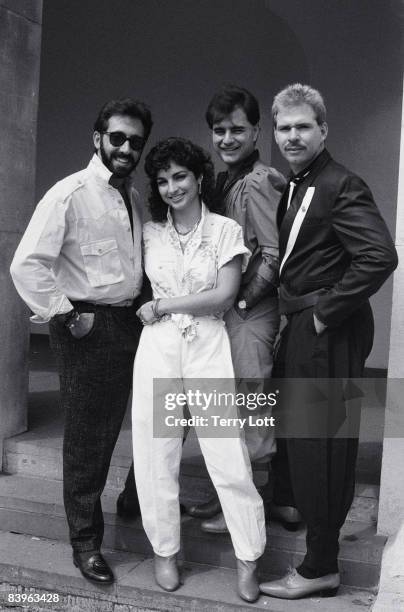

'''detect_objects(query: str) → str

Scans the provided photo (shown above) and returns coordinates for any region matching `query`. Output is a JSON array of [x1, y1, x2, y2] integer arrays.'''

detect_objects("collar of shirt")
[[213, 149, 260, 210], [87, 153, 137, 191], [224, 148, 260, 186], [288, 148, 329, 183], [285, 149, 329, 209], [88, 153, 113, 183]]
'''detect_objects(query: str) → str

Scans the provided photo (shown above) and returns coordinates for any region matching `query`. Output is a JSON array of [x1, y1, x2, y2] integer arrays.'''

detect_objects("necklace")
[[174, 216, 201, 236]]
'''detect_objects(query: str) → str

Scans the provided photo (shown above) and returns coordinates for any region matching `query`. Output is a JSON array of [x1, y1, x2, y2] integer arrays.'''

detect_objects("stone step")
[[3, 361, 383, 600], [26, 366, 385, 489], [2, 422, 380, 527], [0, 473, 386, 590], [0, 530, 377, 611]]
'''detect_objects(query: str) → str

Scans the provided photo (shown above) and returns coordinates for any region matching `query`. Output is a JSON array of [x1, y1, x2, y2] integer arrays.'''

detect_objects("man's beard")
[[99, 142, 137, 177]]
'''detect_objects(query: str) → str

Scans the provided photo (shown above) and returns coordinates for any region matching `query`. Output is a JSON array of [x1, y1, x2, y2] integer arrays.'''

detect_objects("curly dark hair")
[[144, 137, 215, 222]]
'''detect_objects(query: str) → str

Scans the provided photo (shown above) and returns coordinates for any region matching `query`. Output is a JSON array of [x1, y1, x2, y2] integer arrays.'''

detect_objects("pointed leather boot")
[[154, 554, 180, 592], [237, 559, 260, 603]]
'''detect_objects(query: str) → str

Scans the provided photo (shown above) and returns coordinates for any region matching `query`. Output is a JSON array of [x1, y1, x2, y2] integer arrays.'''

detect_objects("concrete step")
[[0, 473, 386, 590], [2, 420, 380, 527], [1, 361, 384, 601], [0, 530, 377, 611]]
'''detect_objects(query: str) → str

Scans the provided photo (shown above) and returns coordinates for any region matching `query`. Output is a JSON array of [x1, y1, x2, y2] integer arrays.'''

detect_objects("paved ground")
[[0, 530, 377, 612]]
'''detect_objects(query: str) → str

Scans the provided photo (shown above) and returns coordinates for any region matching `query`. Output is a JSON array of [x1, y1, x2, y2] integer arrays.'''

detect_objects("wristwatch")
[[54, 309, 80, 328], [237, 299, 247, 311]]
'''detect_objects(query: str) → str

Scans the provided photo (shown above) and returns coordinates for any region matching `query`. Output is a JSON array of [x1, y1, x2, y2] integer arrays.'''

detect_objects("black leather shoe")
[[186, 495, 222, 519], [116, 491, 141, 519], [201, 512, 229, 533], [237, 559, 260, 603], [73, 551, 114, 584], [268, 503, 302, 531]]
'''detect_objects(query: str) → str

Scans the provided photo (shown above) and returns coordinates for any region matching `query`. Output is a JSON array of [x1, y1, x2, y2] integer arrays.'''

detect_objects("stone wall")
[[0, 1, 42, 464]]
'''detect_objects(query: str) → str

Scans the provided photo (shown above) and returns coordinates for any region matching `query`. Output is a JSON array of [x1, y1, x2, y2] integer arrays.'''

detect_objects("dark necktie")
[[109, 175, 134, 236], [283, 170, 311, 221]]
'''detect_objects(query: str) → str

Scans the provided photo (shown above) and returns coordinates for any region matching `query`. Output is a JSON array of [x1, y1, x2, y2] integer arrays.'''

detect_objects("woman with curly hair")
[[131, 137, 265, 602]]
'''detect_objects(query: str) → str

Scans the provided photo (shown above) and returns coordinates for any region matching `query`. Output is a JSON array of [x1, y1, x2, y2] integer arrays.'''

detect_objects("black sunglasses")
[[101, 131, 145, 151]]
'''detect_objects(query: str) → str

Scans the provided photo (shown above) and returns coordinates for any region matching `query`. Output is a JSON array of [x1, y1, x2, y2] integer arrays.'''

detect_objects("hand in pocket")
[[69, 312, 95, 339]]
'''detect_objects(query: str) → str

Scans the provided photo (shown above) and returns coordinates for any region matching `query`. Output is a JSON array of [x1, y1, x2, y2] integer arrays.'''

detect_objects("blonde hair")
[[272, 83, 326, 126]]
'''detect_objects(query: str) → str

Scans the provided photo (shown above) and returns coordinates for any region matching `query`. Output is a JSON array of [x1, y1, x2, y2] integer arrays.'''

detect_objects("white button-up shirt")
[[143, 203, 250, 340], [10, 154, 143, 322]]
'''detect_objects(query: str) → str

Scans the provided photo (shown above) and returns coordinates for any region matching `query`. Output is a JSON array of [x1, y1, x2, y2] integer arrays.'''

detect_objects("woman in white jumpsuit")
[[132, 138, 266, 603]]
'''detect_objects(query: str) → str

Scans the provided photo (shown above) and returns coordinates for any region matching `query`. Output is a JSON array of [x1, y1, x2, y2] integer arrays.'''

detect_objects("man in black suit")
[[260, 84, 397, 599]]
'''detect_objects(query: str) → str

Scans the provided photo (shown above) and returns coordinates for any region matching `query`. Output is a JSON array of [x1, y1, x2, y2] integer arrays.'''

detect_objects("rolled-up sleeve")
[[245, 169, 284, 282]]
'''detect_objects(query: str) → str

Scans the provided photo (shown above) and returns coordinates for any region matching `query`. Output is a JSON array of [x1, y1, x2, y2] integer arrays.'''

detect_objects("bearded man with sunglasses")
[[10, 98, 152, 584]]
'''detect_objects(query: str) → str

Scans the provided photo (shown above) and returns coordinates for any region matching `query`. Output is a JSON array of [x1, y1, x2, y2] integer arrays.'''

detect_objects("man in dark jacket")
[[260, 83, 398, 599]]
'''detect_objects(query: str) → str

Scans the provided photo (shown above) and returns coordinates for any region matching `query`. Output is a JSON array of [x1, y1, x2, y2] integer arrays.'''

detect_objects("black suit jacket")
[[278, 149, 398, 327]]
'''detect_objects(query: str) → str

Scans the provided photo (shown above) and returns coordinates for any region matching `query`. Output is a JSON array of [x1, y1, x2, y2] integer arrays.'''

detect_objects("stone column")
[[377, 78, 404, 536], [0, 1, 42, 468]]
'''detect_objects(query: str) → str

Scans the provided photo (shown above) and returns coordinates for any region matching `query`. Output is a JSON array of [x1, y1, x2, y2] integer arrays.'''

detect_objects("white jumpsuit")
[[132, 205, 266, 561]]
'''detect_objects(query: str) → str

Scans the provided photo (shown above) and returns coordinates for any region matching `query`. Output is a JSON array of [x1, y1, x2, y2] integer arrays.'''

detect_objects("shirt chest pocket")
[[80, 238, 124, 287]]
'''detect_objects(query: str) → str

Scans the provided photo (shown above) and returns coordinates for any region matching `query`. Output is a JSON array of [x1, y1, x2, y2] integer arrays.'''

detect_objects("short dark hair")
[[94, 98, 153, 141], [272, 84, 326, 126], [144, 137, 215, 222], [205, 84, 260, 128]]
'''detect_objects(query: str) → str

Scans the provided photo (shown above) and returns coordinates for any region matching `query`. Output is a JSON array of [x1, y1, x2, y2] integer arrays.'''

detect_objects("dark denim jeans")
[[49, 302, 142, 553]]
